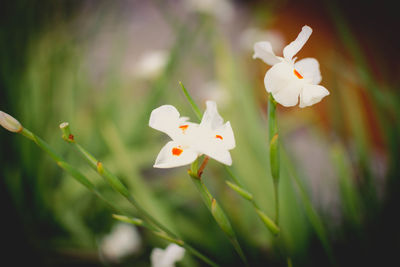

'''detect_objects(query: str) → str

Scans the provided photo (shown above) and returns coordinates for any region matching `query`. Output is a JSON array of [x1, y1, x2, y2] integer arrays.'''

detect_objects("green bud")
[[59, 122, 74, 142], [211, 198, 235, 238], [226, 181, 253, 201], [112, 214, 144, 226], [0, 111, 22, 133], [255, 208, 280, 235]]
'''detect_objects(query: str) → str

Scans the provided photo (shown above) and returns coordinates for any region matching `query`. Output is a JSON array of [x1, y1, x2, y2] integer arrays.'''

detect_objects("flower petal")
[[272, 81, 303, 107], [151, 244, 185, 267], [149, 105, 182, 140], [264, 61, 293, 94], [200, 144, 233, 166], [200, 101, 224, 130], [295, 58, 322, 84], [299, 84, 330, 108], [212, 121, 235, 150], [253, 41, 281, 65], [153, 141, 198, 168], [283, 25, 312, 61], [264, 60, 305, 105]]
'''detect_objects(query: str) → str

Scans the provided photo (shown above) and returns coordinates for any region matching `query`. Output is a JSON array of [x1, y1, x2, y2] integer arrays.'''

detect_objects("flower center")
[[172, 147, 183, 156], [294, 69, 303, 79], [215, 135, 223, 140]]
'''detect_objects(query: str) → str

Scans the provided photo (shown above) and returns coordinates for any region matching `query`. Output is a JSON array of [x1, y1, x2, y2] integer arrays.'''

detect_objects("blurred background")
[[1, 0, 399, 266]]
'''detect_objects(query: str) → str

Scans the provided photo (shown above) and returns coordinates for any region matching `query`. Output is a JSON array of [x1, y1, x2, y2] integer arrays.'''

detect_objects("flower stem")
[[268, 94, 280, 225], [224, 168, 280, 235], [179, 81, 203, 120], [189, 158, 248, 265]]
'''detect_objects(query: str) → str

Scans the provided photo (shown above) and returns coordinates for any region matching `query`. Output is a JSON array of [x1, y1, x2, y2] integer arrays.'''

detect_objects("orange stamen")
[[294, 69, 303, 79], [172, 147, 183, 156], [216, 135, 223, 140], [179, 125, 189, 132]]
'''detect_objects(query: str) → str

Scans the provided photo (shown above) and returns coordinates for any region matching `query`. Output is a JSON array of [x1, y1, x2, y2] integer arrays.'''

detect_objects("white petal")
[[149, 105, 182, 140], [295, 58, 322, 84], [252, 41, 281, 65], [154, 141, 198, 168], [264, 61, 293, 94], [101, 223, 141, 262], [162, 244, 185, 266], [212, 121, 235, 150], [299, 84, 330, 108], [283, 25, 312, 61], [272, 81, 303, 107], [151, 248, 165, 267], [264, 61, 308, 106], [151, 244, 185, 267], [0, 111, 22, 133], [200, 144, 233, 166], [200, 101, 224, 130]]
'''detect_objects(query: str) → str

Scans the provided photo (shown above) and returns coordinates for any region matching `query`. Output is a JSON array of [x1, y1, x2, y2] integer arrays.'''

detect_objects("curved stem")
[[268, 94, 280, 225]]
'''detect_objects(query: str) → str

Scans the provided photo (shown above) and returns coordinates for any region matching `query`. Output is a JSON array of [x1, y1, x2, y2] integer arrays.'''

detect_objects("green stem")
[[268, 94, 280, 225], [19, 128, 123, 214], [179, 81, 203, 120], [224, 170, 280, 235], [189, 159, 248, 265], [273, 179, 280, 225], [281, 149, 334, 263]]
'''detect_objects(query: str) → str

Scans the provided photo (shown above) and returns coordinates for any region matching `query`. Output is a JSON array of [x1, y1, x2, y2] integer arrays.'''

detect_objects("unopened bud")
[[59, 122, 74, 142], [0, 111, 22, 133]]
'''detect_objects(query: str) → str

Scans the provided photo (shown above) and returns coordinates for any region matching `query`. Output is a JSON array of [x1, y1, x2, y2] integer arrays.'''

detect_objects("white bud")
[[0, 111, 22, 133]]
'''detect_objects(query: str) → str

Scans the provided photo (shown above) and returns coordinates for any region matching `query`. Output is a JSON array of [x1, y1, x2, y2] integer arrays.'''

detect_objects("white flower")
[[240, 28, 285, 52], [198, 81, 230, 109], [100, 223, 141, 263], [149, 101, 235, 168], [253, 25, 329, 108], [185, 0, 234, 22], [0, 111, 22, 133], [134, 50, 168, 79], [151, 244, 185, 267]]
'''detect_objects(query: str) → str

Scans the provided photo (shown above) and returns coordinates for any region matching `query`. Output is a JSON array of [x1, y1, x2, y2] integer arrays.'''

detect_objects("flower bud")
[[0, 111, 22, 133]]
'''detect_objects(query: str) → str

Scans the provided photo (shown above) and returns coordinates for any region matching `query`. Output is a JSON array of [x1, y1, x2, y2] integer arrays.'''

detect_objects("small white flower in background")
[[100, 223, 141, 263], [199, 81, 230, 109], [240, 28, 285, 52], [253, 25, 329, 108], [134, 50, 168, 79], [151, 244, 185, 267], [185, 0, 234, 22], [0, 111, 22, 133], [149, 101, 235, 168]]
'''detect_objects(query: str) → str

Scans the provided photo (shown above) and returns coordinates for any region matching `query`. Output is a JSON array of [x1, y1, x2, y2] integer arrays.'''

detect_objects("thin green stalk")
[[268, 94, 280, 225], [19, 127, 123, 214], [179, 81, 202, 120], [189, 158, 248, 265], [60, 125, 218, 267], [281, 148, 334, 263], [112, 214, 184, 246], [224, 171, 280, 236]]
